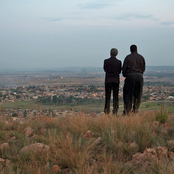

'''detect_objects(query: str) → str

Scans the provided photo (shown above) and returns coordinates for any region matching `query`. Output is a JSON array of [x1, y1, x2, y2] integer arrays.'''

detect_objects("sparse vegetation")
[[155, 104, 168, 124], [0, 108, 174, 173]]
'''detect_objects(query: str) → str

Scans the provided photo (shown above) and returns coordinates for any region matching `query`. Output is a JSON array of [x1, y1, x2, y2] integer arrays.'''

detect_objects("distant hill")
[[0, 66, 174, 73], [146, 66, 174, 71]]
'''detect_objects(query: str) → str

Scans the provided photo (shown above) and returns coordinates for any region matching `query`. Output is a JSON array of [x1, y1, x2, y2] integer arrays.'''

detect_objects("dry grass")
[[0, 109, 174, 173]]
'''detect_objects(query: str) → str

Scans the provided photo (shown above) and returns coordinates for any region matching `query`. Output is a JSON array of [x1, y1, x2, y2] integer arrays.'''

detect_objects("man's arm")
[[119, 61, 122, 74], [143, 57, 146, 73], [103, 60, 107, 72], [122, 57, 128, 77]]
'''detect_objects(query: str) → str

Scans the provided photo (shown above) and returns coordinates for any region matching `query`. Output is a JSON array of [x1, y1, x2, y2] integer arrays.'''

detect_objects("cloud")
[[160, 22, 174, 26], [115, 13, 157, 21], [78, 2, 112, 10]]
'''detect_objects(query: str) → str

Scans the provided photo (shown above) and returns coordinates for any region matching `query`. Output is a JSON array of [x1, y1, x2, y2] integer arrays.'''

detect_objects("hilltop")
[[0, 108, 174, 173]]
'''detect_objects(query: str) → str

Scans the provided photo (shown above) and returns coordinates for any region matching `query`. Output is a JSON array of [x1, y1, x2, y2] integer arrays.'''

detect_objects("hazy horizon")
[[1, 0, 174, 69], [1, 66, 174, 73]]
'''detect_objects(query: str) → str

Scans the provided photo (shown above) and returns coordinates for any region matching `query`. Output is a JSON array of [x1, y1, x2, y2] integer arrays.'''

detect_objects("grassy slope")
[[2, 100, 174, 113], [0, 108, 174, 173]]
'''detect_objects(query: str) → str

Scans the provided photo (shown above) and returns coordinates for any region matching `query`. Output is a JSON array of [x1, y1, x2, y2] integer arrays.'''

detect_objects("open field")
[[1, 100, 174, 114]]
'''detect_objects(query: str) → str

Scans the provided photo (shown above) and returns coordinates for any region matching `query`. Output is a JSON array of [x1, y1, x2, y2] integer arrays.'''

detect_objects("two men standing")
[[104, 45, 145, 115]]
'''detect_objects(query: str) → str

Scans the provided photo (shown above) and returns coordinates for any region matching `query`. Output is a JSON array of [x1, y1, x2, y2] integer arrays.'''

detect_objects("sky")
[[0, 0, 174, 70]]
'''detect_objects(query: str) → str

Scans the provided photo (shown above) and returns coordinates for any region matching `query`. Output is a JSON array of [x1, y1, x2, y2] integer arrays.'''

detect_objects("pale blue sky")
[[0, 0, 174, 69]]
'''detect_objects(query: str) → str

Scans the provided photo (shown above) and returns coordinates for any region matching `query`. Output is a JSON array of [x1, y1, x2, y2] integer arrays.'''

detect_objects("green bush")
[[155, 104, 168, 124]]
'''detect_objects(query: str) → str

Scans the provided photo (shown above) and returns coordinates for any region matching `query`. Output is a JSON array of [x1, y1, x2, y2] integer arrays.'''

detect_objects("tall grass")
[[155, 104, 168, 124], [0, 109, 174, 173]]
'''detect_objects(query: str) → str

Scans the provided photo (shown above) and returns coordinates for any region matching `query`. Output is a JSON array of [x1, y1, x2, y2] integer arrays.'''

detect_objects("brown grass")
[[0, 109, 174, 173]]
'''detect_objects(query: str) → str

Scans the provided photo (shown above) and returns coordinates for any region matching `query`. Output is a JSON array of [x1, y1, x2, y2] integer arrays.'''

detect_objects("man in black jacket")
[[122, 45, 145, 115], [104, 48, 122, 114]]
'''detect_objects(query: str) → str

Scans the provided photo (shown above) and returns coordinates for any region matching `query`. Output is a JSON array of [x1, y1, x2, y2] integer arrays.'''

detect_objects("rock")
[[152, 121, 159, 129], [144, 148, 158, 160], [0, 143, 9, 151], [167, 140, 174, 152], [117, 142, 123, 149], [161, 123, 172, 129], [128, 131, 136, 142], [161, 128, 168, 135], [95, 137, 102, 145], [10, 136, 17, 140], [152, 131, 157, 136], [63, 168, 70, 174], [168, 152, 174, 160], [21, 143, 51, 154], [30, 134, 38, 140], [129, 142, 139, 153], [132, 153, 147, 165], [167, 140, 174, 146], [52, 164, 61, 172], [24, 126, 34, 137], [4, 121, 12, 126], [84, 130, 94, 138], [90, 112, 97, 117], [156, 147, 168, 161], [132, 147, 168, 164], [0, 158, 10, 167], [126, 146, 172, 172], [40, 128, 47, 134]]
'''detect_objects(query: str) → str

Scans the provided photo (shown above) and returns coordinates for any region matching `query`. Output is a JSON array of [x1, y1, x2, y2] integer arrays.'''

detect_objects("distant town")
[[0, 66, 174, 118]]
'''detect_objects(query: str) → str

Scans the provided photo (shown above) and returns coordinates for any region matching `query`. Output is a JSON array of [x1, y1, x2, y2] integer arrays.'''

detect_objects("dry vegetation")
[[0, 108, 174, 173]]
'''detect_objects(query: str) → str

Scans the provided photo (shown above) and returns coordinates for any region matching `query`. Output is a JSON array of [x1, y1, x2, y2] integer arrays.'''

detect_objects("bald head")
[[130, 45, 137, 53]]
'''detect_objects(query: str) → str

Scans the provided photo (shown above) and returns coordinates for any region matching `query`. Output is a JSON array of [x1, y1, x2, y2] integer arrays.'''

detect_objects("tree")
[[12, 113, 18, 117], [23, 110, 27, 118], [53, 95, 58, 103]]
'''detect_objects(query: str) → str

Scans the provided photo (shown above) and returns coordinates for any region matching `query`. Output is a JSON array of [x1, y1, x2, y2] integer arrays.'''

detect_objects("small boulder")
[[129, 142, 139, 153], [90, 112, 97, 117], [30, 134, 38, 140], [161, 128, 168, 135], [10, 136, 17, 141], [168, 152, 174, 160], [161, 123, 172, 129], [0, 143, 9, 151], [156, 146, 168, 161], [0, 158, 10, 167], [167, 140, 174, 146], [84, 130, 94, 138], [24, 126, 34, 137], [95, 137, 102, 145], [52, 164, 61, 173], [117, 142, 123, 149], [21, 143, 50, 154], [40, 128, 47, 134], [144, 148, 158, 160], [152, 121, 159, 129], [128, 131, 136, 142], [167, 140, 174, 152], [132, 153, 147, 165]]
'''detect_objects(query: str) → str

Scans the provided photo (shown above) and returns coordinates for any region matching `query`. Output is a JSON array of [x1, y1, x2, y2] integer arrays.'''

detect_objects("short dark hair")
[[110, 48, 118, 56], [130, 45, 137, 53]]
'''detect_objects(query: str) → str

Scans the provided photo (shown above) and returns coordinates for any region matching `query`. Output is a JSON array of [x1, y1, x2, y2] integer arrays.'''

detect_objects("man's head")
[[130, 45, 137, 53], [110, 48, 118, 57]]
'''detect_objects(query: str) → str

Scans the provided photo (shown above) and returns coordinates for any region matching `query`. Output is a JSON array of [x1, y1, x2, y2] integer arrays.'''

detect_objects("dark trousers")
[[104, 82, 119, 114], [123, 74, 143, 114]]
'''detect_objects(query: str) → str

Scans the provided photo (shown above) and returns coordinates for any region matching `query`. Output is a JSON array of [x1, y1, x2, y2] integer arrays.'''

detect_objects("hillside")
[[0, 107, 174, 174]]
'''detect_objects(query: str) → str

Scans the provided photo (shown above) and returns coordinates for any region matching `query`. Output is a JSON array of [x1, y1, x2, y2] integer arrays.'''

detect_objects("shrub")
[[155, 104, 168, 124]]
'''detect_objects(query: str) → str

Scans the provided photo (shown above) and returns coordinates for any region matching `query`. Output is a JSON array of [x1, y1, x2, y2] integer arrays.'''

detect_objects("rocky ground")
[[0, 110, 174, 173]]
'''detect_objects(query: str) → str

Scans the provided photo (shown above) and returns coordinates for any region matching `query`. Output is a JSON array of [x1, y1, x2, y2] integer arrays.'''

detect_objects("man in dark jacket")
[[122, 45, 145, 115], [104, 48, 122, 114]]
